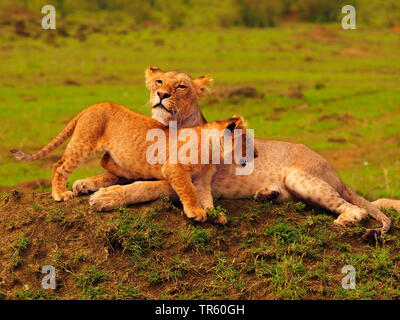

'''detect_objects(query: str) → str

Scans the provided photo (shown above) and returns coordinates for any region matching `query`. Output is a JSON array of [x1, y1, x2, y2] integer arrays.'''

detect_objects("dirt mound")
[[0, 179, 50, 193], [0, 190, 398, 300]]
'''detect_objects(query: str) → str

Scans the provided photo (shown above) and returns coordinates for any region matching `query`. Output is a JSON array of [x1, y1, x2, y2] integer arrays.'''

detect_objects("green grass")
[[113, 282, 142, 300], [9, 235, 30, 269], [263, 219, 301, 246], [256, 254, 310, 299], [179, 225, 212, 251], [74, 266, 110, 299], [109, 207, 164, 259], [14, 286, 54, 300]]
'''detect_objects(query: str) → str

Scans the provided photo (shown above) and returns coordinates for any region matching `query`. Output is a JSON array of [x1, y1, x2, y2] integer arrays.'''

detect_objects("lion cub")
[[11, 102, 255, 223]]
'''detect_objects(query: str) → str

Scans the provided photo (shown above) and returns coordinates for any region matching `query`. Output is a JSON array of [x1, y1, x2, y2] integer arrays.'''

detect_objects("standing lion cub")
[[11, 102, 255, 223]]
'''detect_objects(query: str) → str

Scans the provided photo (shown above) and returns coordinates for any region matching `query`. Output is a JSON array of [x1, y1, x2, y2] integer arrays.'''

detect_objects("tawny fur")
[[86, 67, 395, 238], [11, 101, 251, 224]]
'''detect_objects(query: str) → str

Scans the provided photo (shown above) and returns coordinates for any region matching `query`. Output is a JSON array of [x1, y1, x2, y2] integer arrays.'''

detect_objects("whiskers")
[[141, 100, 152, 108]]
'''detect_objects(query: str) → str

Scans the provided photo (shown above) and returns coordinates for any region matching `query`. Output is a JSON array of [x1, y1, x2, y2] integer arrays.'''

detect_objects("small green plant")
[[52, 249, 64, 266], [207, 206, 228, 221], [153, 193, 179, 213], [286, 201, 307, 213], [15, 236, 29, 250], [74, 266, 110, 299], [15, 286, 53, 300], [213, 255, 246, 290], [9, 236, 30, 269], [370, 246, 394, 280], [179, 225, 212, 250], [233, 202, 262, 223], [170, 256, 190, 280], [48, 207, 65, 223], [110, 207, 164, 259], [263, 220, 300, 246], [32, 203, 41, 212], [113, 281, 142, 300], [381, 207, 400, 227], [256, 254, 310, 299]]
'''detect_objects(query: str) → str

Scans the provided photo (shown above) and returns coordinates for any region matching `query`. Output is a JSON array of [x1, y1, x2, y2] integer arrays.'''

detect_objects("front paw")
[[73, 179, 98, 196], [185, 208, 207, 222], [215, 215, 228, 224], [89, 186, 125, 211], [53, 191, 74, 202]]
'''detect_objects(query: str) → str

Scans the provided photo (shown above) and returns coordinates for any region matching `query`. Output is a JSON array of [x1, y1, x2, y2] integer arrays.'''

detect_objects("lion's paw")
[[185, 208, 207, 222], [53, 191, 74, 202], [89, 186, 125, 211], [215, 215, 228, 224], [73, 179, 100, 196]]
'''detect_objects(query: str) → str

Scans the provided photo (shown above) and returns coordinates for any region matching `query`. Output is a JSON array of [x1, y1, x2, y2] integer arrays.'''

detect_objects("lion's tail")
[[343, 186, 392, 240], [10, 111, 83, 162], [372, 198, 400, 212]]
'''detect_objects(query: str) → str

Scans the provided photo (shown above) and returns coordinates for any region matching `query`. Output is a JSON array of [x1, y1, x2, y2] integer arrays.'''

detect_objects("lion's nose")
[[157, 91, 171, 100]]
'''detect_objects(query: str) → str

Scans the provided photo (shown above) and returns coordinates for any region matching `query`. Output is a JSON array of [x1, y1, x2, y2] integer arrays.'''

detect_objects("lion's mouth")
[[153, 103, 176, 115]]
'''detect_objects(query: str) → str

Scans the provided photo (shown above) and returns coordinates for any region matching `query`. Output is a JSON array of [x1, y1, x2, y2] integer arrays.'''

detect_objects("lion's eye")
[[177, 84, 186, 89], [156, 80, 163, 84]]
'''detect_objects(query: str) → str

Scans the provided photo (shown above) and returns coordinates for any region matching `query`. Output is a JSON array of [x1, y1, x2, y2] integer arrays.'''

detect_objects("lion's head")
[[145, 66, 212, 126]]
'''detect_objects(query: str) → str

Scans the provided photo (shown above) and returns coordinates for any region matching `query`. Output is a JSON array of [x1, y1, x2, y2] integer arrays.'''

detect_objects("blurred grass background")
[[0, 0, 399, 201]]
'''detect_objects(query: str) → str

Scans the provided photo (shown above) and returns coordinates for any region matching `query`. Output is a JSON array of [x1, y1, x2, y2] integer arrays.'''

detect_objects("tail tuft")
[[10, 149, 29, 161], [9, 110, 81, 162], [363, 228, 381, 242], [343, 186, 391, 237]]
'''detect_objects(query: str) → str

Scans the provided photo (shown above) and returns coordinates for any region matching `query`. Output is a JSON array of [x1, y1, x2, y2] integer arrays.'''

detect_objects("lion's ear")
[[192, 75, 213, 97], [227, 115, 246, 130], [145, 66, 163, 89]]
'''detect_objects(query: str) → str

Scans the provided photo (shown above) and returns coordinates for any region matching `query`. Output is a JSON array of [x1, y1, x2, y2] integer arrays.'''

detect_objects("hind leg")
[[52, 142, 96, 201], [284, 168, 368, 226], [90, 180, 177, 211], [73, 153, 131, 195]]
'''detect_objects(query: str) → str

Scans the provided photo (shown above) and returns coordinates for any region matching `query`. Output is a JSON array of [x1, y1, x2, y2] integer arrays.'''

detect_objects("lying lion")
[[11, 102, 256, 224], [86, 67, 399, 239]]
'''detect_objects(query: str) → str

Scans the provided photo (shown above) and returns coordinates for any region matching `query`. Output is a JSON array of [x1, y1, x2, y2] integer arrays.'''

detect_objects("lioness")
[[10, 102, 255, 223], [87, 67, 399, 239]]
